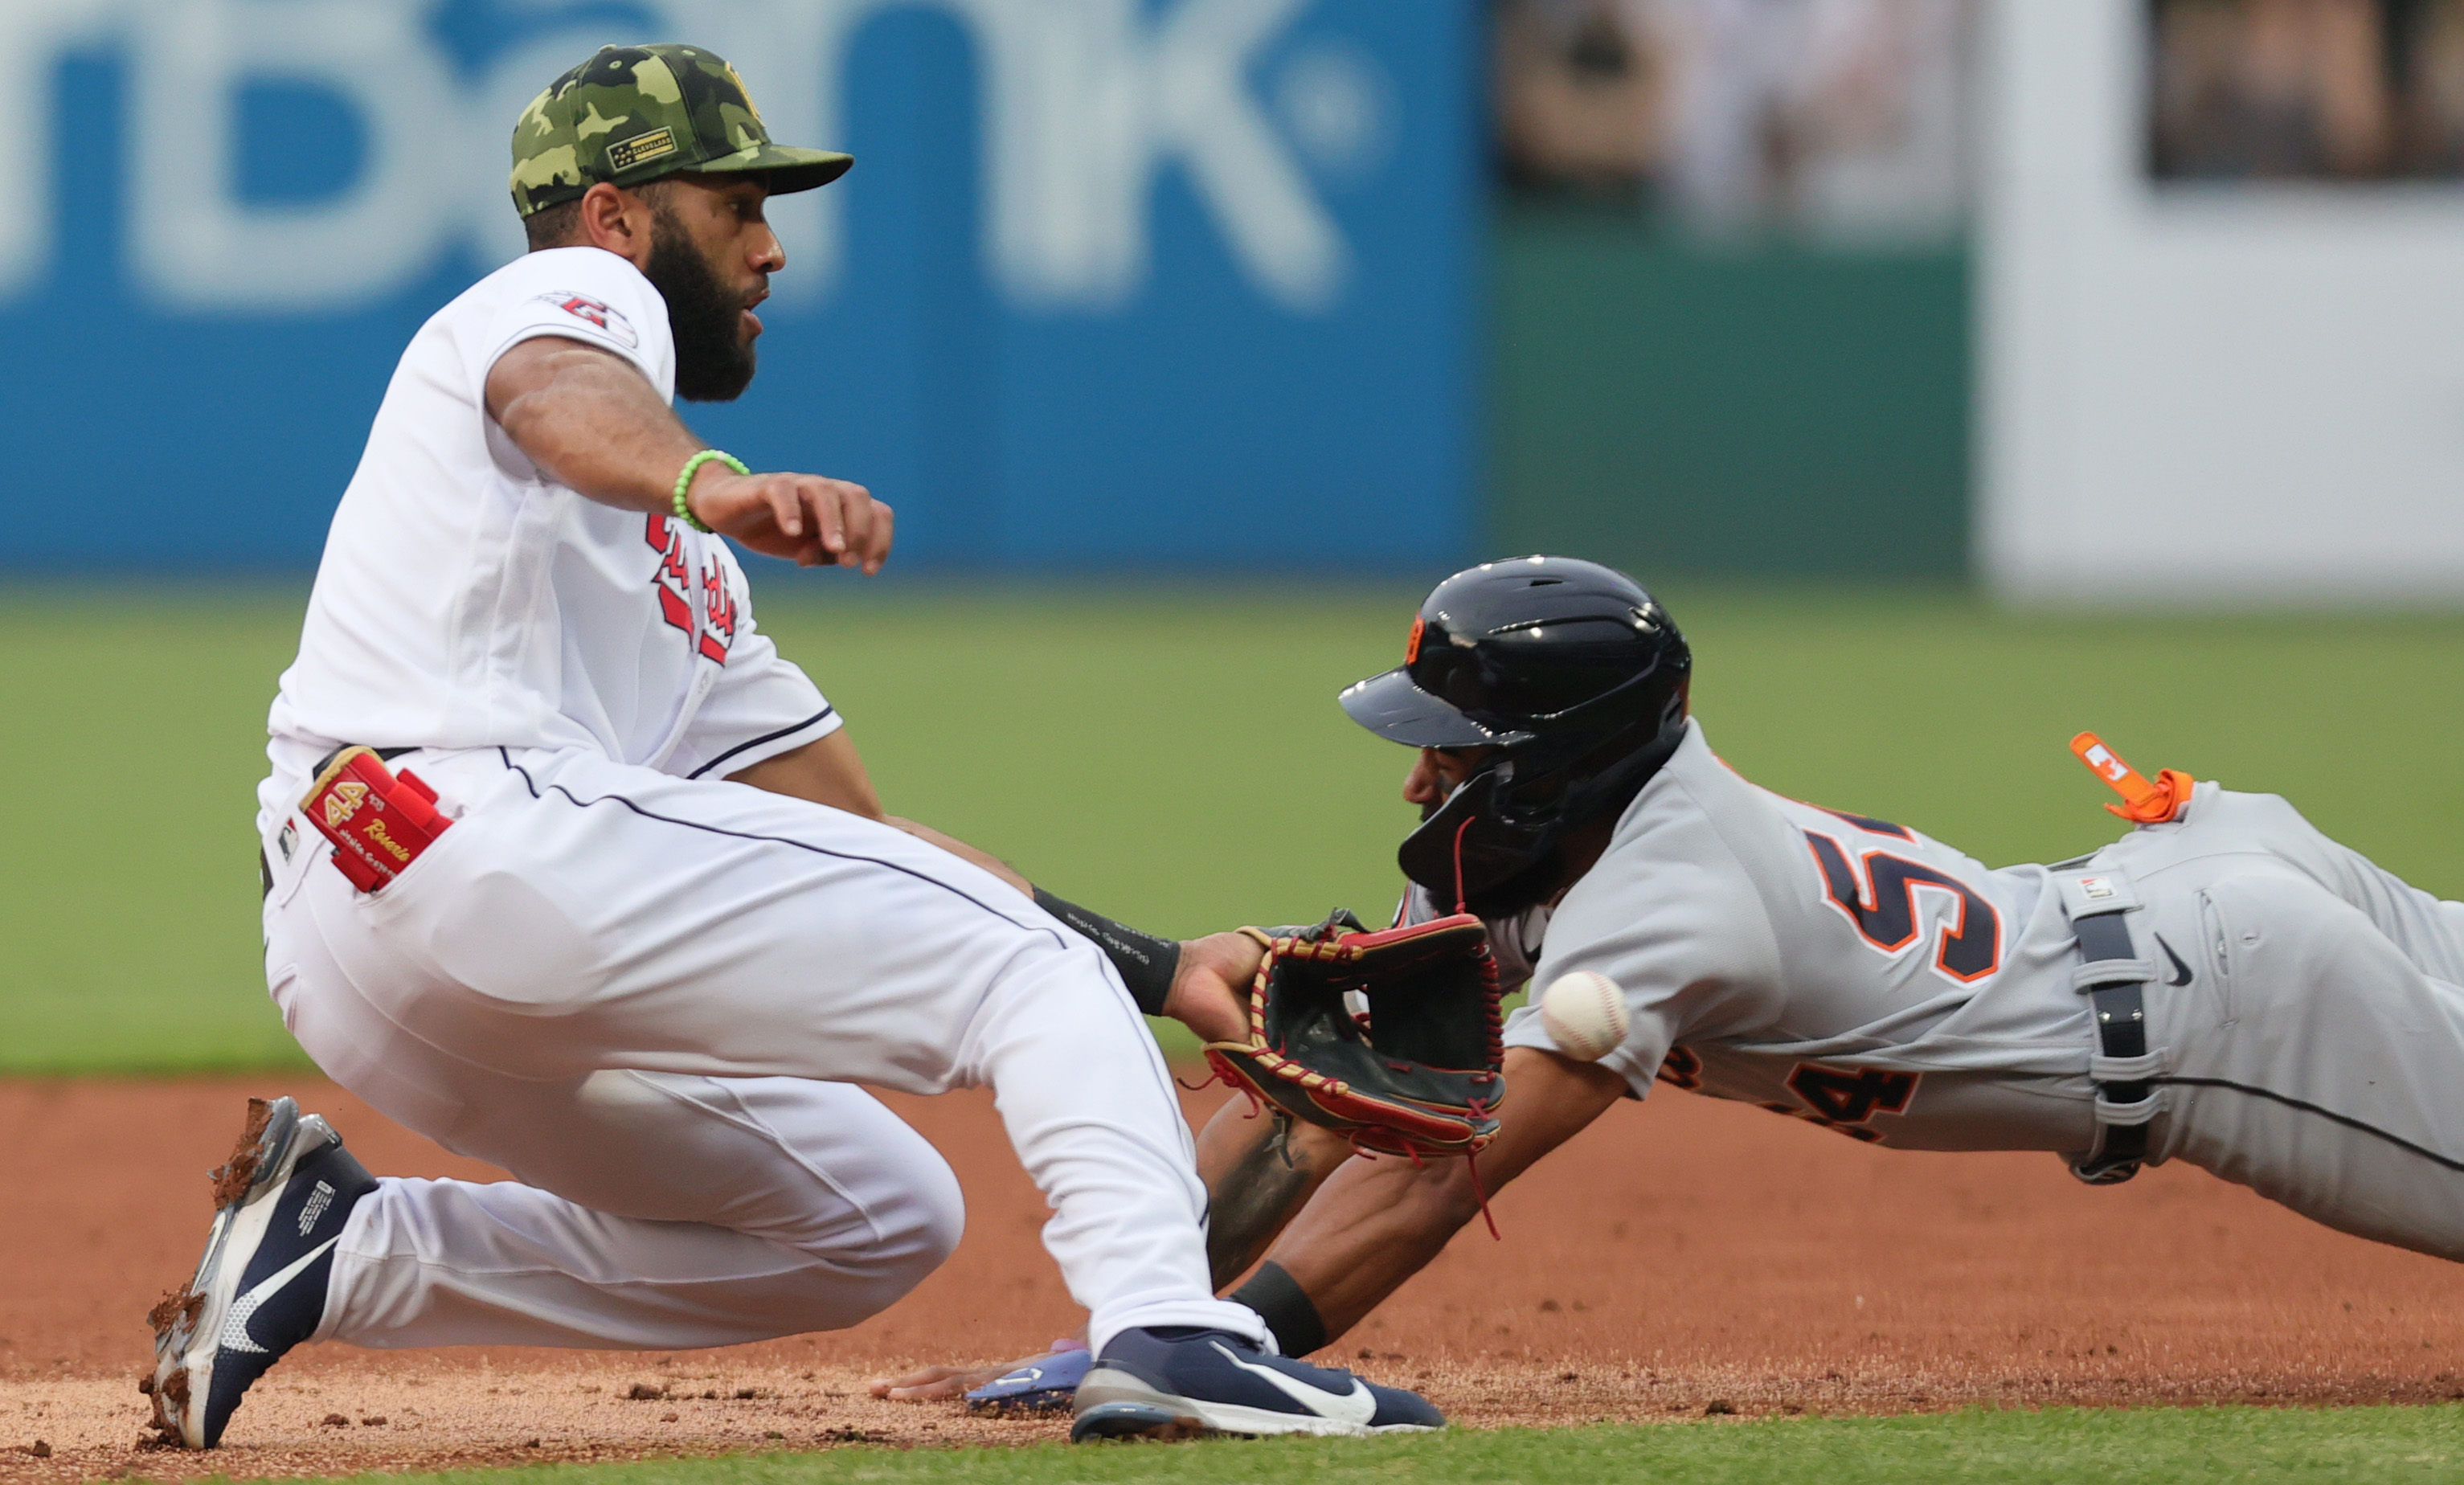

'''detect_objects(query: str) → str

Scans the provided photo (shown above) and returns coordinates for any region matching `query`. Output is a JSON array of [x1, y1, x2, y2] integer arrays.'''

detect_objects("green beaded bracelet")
[[672, 449, 748, 534]]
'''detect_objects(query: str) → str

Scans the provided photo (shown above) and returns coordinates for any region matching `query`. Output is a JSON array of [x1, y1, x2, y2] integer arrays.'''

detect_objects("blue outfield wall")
[[0, 0, 1477, 575]]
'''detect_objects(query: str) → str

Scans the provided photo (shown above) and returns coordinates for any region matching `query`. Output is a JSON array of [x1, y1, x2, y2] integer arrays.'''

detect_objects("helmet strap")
[[1450, 814, 1477, 914]]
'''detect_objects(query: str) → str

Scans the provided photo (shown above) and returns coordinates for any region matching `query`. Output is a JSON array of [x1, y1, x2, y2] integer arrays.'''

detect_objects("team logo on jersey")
[[537, 292, 639, 349], [644, 514, 739, 665]]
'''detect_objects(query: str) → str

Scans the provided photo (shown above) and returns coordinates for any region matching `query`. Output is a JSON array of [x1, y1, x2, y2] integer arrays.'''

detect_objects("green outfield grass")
[[1, 582, 2458, 1074], [347, 1405, 2464, 1485]]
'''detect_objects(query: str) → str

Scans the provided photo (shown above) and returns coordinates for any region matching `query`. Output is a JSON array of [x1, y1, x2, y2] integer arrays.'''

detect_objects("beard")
[[645, 207, 758, 403]]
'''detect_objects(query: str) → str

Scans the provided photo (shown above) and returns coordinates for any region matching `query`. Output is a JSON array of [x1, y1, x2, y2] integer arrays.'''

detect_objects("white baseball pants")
[[260, 746, 1266, 1356]]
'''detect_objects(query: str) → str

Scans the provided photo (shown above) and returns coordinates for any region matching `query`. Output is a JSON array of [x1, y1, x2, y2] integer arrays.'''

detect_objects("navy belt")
[[2057, 869, 2168, 1184]]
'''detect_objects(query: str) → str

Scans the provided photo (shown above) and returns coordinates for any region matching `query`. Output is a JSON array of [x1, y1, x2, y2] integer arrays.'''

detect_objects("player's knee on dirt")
[[861, 1152, 967, 1287], [770, 1129, 967, 1328]]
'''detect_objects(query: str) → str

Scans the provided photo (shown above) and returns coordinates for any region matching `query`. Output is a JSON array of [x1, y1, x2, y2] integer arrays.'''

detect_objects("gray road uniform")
[[1410, 718, 2464, 1264]]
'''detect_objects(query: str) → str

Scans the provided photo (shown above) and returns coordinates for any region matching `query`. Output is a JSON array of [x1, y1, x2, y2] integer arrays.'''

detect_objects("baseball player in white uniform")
[[147, 43, 1439, 1449], [876, 554, 2464, 1390]]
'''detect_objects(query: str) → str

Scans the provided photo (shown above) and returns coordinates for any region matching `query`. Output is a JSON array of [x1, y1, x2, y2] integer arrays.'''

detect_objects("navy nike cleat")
[[1070, 1327, 1444, 1441], [145, 1097, 377, 1448], [964, 1342, 1093, 1415]]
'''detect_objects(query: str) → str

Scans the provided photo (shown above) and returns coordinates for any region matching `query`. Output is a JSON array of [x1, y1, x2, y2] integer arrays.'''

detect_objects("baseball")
[[1539, 971, 1629, 1062]]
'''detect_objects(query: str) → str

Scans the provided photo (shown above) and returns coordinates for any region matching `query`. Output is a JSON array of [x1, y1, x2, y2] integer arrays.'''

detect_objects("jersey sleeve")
[[1500, 812, 1786, 1098], [465, 248, 674, 401], [669, 609, 844, 782]]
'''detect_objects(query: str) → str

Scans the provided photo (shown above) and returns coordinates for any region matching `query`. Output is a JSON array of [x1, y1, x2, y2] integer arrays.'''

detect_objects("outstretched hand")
[[1161, 931, 1268, 1045], [864, 1360, 1009, 1404], [866, 1339, 1083, 1404], [687, 468, 894, 572]]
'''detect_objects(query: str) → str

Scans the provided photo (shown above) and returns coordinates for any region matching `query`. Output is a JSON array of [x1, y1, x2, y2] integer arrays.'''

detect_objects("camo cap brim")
[[693, 142, 853, 195], [511, 43, 853, 217]]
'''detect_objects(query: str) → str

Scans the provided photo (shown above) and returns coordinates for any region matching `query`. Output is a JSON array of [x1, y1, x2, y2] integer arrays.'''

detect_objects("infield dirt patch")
[[2, 1076, 2461, 1481]]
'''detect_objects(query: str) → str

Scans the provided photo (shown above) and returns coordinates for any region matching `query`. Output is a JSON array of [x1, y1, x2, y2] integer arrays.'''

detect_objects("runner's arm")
[[1255, 1047, 1627, 1344], [1197, 1102, 1353, 1288]]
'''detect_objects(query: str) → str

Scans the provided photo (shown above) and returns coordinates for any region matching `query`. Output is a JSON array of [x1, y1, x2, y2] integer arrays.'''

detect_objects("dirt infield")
[[3, 1075, 2461, 1482]]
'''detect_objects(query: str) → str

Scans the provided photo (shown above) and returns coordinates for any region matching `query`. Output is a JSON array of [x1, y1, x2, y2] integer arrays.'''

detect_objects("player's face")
[[1403, 747, 1495, 808], [644, 175, 784, 402], [664, 175, 782, 313]]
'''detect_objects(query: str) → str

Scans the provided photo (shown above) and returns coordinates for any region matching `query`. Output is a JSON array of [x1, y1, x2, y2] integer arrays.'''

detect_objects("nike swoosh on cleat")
[[1207, 1342, 1376, 1426], [216, 1238, 339, 1356], [2153, 934, 2195, 987]]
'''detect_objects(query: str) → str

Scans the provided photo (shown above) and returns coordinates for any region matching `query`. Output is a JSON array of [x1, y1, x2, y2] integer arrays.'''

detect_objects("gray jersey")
[[1476, 718, 2103, 1152], [1416, 716, 2464, 1267]]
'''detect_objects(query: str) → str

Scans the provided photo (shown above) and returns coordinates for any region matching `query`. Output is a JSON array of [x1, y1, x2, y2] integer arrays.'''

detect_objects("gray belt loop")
[[2055, 868, 2167, 1184]]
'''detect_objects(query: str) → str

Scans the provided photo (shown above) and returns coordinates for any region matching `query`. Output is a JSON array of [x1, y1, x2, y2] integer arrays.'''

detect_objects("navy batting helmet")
[[1340, 556, 1691, 915]]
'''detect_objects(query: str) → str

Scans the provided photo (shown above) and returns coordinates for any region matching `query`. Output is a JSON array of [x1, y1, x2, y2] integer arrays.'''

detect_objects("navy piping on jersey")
[[2152, 1076, 2464, 1175], [494, 747, 1064, 953], [686, 706, 837, 780]]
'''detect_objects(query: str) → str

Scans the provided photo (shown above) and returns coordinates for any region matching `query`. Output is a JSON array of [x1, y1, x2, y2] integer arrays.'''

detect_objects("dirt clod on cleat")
[[208, 1098, 277, 1208], [147, 1365, 192, 1445], [145, 1290, 202, 1337]]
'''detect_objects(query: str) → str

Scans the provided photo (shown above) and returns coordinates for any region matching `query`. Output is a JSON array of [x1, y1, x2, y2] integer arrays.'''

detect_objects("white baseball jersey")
[[251, 245, 1270, 1359], [258, 246, 836, 836]]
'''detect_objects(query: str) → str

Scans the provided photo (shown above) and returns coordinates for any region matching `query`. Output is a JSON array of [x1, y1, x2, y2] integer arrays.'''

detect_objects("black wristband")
[[1032, 886, 1182, 1017], [1229, 1261, 1328, 1358]]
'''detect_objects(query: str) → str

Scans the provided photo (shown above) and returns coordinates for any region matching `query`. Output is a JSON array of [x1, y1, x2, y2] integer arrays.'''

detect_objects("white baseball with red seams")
[[1538, 972, 1627, 1062], [254, 243, 1268, 1358]]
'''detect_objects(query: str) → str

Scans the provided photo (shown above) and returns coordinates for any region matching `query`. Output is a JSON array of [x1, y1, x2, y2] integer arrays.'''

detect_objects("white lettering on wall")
[[127, 0, 456, 311], [0, 0, 1384, 315], [0, 0, 117, 299]]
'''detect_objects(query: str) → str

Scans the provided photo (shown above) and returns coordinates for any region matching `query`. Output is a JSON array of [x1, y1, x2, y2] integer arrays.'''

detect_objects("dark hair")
[[525, 180, 693, 252], [523, 198, 583, 251]]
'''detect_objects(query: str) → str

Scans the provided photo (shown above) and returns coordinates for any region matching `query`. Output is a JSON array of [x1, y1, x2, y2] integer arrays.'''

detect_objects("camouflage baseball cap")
[[510, 43, 852, 217]]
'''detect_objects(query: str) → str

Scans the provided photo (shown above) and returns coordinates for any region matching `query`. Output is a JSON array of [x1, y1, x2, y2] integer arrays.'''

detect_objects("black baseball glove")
[[1203, 910, 1504, 1157]]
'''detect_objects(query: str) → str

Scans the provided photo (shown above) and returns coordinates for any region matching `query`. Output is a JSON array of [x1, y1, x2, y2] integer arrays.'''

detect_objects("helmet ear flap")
[[1398, 772, 1520, 911], [1395, 706, 1690, 918]]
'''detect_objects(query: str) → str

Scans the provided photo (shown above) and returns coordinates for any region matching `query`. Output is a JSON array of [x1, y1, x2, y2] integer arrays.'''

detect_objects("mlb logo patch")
[[2056, 869, 2140, 919]]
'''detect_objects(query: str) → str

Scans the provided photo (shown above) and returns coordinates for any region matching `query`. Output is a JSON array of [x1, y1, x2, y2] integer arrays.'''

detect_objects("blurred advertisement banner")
[[2149, 0, 2464, 182], [0, 0, 1475, 572], [1983, 0, 2464, 603], [1494, 0, 1971, 243], [1485, 1, 1975, 581]]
